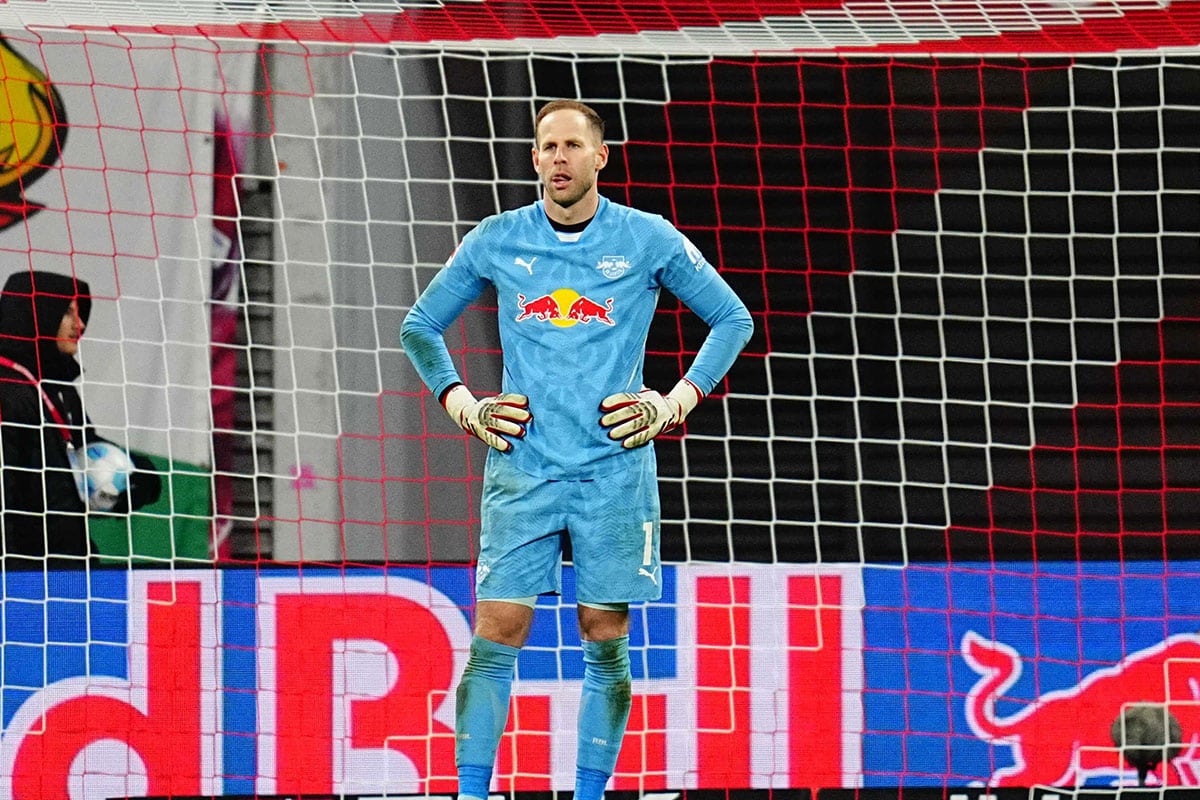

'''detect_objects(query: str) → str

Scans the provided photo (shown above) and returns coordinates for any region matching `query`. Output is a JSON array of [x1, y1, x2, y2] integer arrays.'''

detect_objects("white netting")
[[0, 3, 1197, 798]]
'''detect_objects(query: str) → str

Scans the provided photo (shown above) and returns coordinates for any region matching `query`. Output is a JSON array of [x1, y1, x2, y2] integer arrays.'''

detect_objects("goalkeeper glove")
[[441, 384, 532, 453], [599, 379, 704, 449]]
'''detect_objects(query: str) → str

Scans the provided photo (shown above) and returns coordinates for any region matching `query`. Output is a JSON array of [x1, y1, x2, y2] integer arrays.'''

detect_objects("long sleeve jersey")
[[401, 195, 754, 480]]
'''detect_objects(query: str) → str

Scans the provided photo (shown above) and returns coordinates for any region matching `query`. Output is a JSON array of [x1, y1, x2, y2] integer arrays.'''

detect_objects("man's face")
[[56, 300, 85, 356], [532, 109, 608, 213]]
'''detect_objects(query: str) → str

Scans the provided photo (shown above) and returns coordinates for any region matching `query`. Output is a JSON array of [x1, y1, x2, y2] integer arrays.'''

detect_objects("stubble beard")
[[543, 172, 593, 210]]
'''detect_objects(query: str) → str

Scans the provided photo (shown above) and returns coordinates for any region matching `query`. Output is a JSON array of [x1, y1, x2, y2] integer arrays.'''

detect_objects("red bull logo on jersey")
[[962, 630, 1200, 787], [516, 289, 614, 326]]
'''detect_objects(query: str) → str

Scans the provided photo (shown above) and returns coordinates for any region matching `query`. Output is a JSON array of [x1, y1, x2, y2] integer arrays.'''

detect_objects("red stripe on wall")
[[696, 575, 752, 787], [789, 574, 845, 788]]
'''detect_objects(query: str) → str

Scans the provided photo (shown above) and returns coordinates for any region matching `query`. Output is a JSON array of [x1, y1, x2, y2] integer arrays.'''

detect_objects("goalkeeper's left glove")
[[599, 379, 704, 449]]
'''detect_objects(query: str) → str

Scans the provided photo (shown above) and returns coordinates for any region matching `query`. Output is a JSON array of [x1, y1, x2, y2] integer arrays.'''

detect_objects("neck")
[[543, 193, 599, 226]]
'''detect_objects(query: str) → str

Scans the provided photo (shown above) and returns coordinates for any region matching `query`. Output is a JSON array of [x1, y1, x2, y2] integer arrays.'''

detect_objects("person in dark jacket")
[[0, 269, 161, 568]]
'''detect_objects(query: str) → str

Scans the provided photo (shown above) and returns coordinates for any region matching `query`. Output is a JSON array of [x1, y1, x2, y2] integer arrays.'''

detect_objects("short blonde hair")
[[534, 100, 605, 146]]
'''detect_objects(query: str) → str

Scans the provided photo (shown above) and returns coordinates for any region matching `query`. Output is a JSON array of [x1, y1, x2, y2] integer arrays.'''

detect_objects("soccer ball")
[[82, 441, 134, 511]]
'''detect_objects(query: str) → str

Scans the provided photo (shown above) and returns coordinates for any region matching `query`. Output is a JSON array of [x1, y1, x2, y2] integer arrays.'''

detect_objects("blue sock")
[[455, 635, 520, 800], [575, 636, 632, 800], [456, 765, 492, 800], [575, 766, 611, 800]]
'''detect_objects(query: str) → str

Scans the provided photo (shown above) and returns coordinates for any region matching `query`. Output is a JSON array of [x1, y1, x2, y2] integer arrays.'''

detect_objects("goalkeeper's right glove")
[[441, 384, 532, 453]]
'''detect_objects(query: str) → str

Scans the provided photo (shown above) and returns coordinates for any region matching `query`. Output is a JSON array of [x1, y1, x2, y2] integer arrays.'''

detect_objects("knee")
[[474, 600, 535, 647], [577, 606, 629, 642]]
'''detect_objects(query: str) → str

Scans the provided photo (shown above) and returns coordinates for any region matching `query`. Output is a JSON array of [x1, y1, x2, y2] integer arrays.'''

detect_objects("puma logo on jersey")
[[514, 256, 537, 275], [638, 567, 659, 585]]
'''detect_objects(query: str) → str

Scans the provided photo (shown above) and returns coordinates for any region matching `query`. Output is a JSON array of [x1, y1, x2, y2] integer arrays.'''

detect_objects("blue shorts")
[[476, 449, 662, 605]]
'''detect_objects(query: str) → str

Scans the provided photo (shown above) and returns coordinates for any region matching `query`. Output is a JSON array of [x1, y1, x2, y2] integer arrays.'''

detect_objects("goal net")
[[0, 1, 1198, 799]]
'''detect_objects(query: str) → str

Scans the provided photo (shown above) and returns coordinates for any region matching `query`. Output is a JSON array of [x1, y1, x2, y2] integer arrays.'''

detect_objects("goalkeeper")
[[400, 99, 752, 800]]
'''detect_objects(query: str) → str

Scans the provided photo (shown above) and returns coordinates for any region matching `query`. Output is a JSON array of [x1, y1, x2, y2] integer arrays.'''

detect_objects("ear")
[[531, 145, 540, 174], [595, 142, 609, 171]]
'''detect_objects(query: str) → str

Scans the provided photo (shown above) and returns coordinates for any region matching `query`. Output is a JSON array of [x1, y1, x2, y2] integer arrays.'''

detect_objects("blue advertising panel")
[[4, 564, 834, 800], [4, 561, 1199, 799], [862, 561, 1200, 788]]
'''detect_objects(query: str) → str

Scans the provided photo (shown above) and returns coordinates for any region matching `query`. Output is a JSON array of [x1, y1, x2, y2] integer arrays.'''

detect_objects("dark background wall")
[[306, 52, 1200, 567], [506, 56, 1197, 566]]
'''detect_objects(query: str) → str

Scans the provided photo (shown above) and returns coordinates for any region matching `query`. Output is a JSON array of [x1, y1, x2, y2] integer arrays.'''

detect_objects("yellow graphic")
[[0, 37, 66, 230], [549, 288, 582, 327]]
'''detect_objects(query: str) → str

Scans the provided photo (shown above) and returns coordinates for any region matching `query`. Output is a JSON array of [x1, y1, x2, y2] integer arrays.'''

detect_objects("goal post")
[[0, 1, 1197, 798]]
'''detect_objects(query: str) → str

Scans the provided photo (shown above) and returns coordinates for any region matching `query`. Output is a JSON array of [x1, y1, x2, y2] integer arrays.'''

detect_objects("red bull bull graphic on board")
[[859, 561, 1200, 789], [516, 289, 614, 326], [962, 631, 1200, 787]]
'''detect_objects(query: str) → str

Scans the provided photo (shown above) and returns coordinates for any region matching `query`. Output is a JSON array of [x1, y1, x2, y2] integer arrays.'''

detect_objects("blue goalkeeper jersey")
[[401, 195, 753, 480]]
